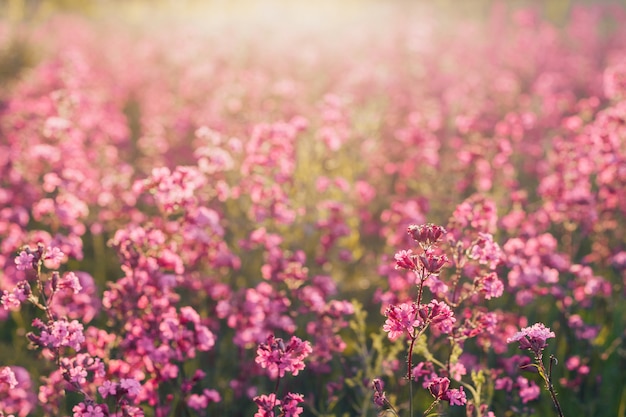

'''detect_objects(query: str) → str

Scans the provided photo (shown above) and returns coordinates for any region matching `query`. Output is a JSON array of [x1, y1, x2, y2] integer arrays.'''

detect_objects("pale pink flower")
[[120, 378, 141, 397], [98, 380, 118, 398], [58, 272, 82, 294], [14, 251, 34, 271], [0, 367, 18, 389], [507, 322, 555, 353], [43, 246, 65, 269], [480, 272, 504, 299]]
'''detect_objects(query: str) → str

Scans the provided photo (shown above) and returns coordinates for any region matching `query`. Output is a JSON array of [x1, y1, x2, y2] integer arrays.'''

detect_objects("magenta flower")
[[446, 387, 467, 406], [254, 393, 280, 417], [427, 376, 450, 400], [372, 378, 387, 407], [427, 376, 467, 406], [394, 249, 418, 270], [479, 272, 504, 300], [30, 318, 85, 351], [255, 335, 312, 379], [507, 323, 555, 353], [407, 224, 447, 248], [419, 250, 449, 274], [120, 378, 142, 397], [424, 300, 456, 334], [281, 393, 304, 417], [383, 302, 421, 340]]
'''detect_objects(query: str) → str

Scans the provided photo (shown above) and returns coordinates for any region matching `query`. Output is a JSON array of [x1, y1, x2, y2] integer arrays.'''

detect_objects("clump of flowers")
[[253, 334, 311, 417], [376, 224, 469, 415]]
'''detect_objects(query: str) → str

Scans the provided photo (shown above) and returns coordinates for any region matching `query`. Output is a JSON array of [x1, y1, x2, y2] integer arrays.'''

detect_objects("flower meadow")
[[1, 2, 626, 416]]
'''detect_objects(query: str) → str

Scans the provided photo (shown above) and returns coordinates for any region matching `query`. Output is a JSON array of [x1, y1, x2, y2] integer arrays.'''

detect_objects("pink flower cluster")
[[255, 334, 312, 379]]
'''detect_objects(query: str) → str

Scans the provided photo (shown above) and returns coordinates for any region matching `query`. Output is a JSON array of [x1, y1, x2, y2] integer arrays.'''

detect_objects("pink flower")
[[407, 224, 447, 248], [383, 302, 420, 340], [507, 323, 555, 353], [31, 318, 85, 351], [0, 282, 31, 311], [419, 250, 448, 274], [0, 367, 18, 389], [604, 63, 626, 99], [254, 393, 280, 417], [203, 389, 221, 403], [98, 380, 118, 398], [449, 362, 467, 381], [68, 365, 88, 385], [14, 251, 34, 271], [411, 361, 434, 382], [188, 387, 221, 409], [517, 376, 540, 403], [394, 249, 418, 270], [43, 246, 65, 269], [281, 392, 304, 417], [469, 233, 503, 270], [425, 300, 456, 334], [427, 376, 450, 400], [187, 393, 208, 410], [372, 378, 387, 407], [446, 387, 467, 406], [255, 335, 312, 379], [58, 272, 82, 294], [120, 378, 141, 397], [72, 403, 107, 417], [427, 376, 467, 406], [195, 325, 216, 351], [479, 272, 504, 300]]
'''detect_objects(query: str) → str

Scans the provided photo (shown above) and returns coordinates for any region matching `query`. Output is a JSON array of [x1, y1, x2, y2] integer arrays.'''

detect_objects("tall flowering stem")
[[381, 224, 462, 416], [7, 245, 103, 410], [254, 334, 311, 417], [508, 323, 565, 417]]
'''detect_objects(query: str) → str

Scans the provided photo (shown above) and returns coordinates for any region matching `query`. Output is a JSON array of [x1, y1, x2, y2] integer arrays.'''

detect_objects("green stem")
[[536, 354, 565, 417], [423, 399, 440, 416]]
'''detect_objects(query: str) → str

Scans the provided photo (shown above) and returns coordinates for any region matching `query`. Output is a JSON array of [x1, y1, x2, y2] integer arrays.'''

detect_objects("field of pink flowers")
[[1, 2, 626, 417]]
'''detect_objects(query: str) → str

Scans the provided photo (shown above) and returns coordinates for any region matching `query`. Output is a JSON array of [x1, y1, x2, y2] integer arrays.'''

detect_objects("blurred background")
[[0, 0, 623, 24], [1, 0, 623, 89]]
